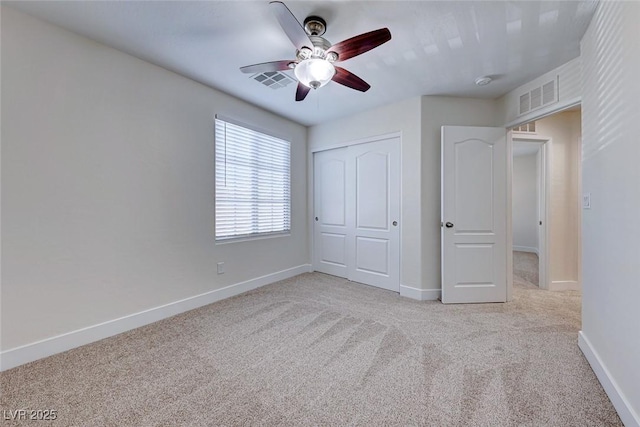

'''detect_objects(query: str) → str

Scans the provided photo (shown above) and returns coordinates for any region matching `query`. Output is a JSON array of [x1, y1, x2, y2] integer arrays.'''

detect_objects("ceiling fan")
[[240, 1, 392, 101]]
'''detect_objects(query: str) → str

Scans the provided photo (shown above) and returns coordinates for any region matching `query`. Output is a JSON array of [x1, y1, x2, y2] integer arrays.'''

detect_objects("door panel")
[[442, 126, 507, 303], [356, 152, 389, 230], [355, 237, 389, 275], [314, 149, 348, 278], [320, 159, 346, 226], [319, 233, 347, 266], [454, 244, 495, 285], [455, 140, 494, 232]]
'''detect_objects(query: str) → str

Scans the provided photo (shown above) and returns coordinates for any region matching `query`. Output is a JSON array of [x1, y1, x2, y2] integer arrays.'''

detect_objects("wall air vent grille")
[[530, 87, 542, 110], [542, 80, 556, 104], [520, 93, 531, 115], [518, 76, 558, 116], [252, 71, 295, 89]]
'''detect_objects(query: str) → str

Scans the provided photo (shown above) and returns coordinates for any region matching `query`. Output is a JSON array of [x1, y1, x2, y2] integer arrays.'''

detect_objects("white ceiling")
[[6, 1, 598, 126]]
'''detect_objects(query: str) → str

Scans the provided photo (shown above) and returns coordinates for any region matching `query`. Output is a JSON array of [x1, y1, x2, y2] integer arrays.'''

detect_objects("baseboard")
[[399, 285, 441, 301], [578, 331, 640, 427], [513, 245, 539, 255], [0, 264, 312, 372], [549, 280, 580, 291]]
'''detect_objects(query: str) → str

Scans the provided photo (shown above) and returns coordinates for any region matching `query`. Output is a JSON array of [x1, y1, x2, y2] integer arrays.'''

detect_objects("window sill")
[[215, 232, 290, 245]]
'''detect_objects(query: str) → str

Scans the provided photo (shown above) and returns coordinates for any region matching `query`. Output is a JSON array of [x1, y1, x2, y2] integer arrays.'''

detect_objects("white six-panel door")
[[441, 126, 507, 303], [314, 136, 400, 292]]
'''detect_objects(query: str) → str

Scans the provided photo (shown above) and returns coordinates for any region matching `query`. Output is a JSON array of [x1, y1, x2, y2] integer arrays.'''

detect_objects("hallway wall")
[[512, 153, 538, 253], [535, 111, 581, 288], [580, 2, 640, 423]]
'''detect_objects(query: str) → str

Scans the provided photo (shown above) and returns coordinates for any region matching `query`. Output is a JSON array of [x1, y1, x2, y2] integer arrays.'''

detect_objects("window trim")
[[214, 114, 291, 243], [215, 231, 291, 245], [215, 114, 290, 144]]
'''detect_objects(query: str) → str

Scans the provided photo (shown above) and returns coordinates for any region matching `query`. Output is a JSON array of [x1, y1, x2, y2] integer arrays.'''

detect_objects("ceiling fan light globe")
[[294, 58, 335, 89]]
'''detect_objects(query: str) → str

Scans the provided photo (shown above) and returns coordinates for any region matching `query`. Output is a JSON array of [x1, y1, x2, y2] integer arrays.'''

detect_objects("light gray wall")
[[581, 1, 640, 422], [1, 7, 308, 350], [512, 153, 538, 252]]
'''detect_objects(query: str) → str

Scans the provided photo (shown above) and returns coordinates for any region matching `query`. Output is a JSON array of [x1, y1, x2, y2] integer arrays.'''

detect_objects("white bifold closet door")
[[313, 136, 400, 292]]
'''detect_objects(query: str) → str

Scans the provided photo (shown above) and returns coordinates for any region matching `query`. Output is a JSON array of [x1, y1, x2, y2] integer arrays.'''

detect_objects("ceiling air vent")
[[518, 76, 558, 116], [252, 71, 295, 90]]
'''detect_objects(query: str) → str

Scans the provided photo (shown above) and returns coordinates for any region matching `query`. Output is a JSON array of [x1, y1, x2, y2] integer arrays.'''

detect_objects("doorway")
[[512, 137, 548, 289], [510, 107, 582, 293]]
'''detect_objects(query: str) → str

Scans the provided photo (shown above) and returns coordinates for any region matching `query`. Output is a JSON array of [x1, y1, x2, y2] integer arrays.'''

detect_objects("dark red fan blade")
[[295, 82, 311, 101], [270, 1, 313, 50], [240, 60, 294, 74], [332, 67, 371, 92], [328, 28, 391, 62]]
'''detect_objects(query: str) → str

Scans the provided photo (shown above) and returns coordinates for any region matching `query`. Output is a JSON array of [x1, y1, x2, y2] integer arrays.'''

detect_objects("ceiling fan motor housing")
[[303, 16, 327, 36], [311, 36, 332, 57], [296, 36, 335, 61], [301, 16, 339, 61]]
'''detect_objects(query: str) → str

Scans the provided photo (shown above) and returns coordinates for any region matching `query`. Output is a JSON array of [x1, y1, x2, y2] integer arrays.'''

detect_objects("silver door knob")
[[392, 221, 398, 226], [315, 217, 318, 221], [445, 222, 454, 228]]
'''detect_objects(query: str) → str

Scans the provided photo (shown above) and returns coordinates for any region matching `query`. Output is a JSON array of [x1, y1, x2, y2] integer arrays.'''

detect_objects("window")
[[215, 117, 291, 241], [512, 121, 536, 133]]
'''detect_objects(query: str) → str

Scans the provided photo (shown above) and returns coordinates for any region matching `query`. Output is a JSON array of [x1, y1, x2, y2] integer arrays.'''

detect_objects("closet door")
[[313, 136, 400, 292], [313, 148, 348, 278], [347, 138, 400, 292]]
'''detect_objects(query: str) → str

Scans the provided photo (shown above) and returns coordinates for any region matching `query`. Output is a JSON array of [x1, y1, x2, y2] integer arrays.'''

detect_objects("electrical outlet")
[[583, 193, 591, 209], [217, 262, 225, 274]]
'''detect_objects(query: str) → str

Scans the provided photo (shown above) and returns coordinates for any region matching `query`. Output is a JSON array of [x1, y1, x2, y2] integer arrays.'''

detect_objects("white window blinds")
[[215, 117, 291, 241]]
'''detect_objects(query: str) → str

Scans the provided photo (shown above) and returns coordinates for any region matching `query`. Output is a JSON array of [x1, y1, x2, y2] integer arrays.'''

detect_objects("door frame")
[[512, 135, 551, 290], [505, 100, 583, 297], [309, 131, 403, 287]]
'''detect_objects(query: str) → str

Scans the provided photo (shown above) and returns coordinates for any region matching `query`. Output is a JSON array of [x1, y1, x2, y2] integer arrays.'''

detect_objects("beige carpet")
[[0, 273, 621, 426], [514, 250, 539, 286]]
